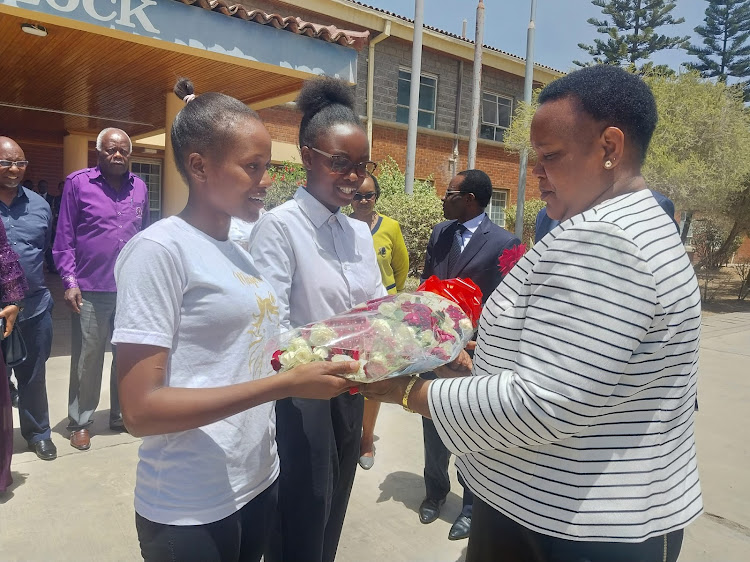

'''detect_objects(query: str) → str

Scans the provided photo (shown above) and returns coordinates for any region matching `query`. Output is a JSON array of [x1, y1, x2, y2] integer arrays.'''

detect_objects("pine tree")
[[575, 0, 690, 70], [686, 0, 750, 92]]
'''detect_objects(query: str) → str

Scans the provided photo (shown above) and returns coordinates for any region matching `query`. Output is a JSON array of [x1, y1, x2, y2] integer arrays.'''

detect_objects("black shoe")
[[9, 381, 19, 408], [418, 497, 446, 524], [448, 514, 471, 540], [29, 439, 57, 461], [109, 420, 128, 433]]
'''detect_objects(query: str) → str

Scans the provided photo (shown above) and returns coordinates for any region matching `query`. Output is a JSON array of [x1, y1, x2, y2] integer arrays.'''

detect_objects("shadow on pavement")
[[377, 470, 463, 524], [0, 471, 27, 504]]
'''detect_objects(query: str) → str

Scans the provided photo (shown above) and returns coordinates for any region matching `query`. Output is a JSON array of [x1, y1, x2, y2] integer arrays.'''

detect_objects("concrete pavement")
[[1, 296, 749, 560]]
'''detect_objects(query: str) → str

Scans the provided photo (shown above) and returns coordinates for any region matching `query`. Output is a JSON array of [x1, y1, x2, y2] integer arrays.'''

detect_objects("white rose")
[[313, 347, 330, 360], [419, 330, 437, 347], [309, 324, 337, 347], [377, 302, 399, 317], [371, 318, 394, 338], [458, 318, 473, 333]]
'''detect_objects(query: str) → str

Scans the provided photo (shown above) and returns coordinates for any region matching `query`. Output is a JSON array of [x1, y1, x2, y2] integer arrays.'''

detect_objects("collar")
[[294, 186, 344, 229], [92, 166, 134, 187], [1, 185, 30, 208], [460, 212, 486, 233]]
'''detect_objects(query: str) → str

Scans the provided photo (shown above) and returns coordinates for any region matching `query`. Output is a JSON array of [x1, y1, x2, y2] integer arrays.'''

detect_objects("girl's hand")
[[281, 361, 361, 400]]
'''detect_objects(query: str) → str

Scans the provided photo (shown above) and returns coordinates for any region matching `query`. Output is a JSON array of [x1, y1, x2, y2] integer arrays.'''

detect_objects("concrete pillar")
[[63, 134, 90, 177], [163, 92, 188, 216]]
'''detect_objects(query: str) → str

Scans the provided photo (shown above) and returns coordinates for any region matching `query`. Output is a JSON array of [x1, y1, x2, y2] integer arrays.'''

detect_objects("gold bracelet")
[[402, 376, 419, 413]]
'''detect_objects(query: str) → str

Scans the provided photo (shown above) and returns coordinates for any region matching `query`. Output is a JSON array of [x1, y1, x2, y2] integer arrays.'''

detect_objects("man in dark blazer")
[[419, 169, 521, 541]]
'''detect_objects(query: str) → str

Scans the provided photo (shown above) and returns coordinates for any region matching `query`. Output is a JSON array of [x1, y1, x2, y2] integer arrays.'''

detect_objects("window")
[[396, 68, 437, 129], [130, 159, 162, 224], [487, 190, 508, 227], [480, 92, 513, 143]]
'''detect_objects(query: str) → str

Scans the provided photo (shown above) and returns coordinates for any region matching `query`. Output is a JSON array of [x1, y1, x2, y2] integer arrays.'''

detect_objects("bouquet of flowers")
[[270, 277, 483, 383]]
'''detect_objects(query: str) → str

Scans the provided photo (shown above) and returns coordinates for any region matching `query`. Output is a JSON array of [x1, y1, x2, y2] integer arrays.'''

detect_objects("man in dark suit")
[[419, 169, 521, 541]]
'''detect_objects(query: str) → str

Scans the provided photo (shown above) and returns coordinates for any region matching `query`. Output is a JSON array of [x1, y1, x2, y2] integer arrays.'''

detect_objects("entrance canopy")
[[0, 0, 366, 141]]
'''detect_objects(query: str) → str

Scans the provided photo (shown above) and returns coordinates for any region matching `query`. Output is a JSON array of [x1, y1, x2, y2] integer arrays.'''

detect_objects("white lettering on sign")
[[82, 0, 116, 22], [14, 0, 159, 34]]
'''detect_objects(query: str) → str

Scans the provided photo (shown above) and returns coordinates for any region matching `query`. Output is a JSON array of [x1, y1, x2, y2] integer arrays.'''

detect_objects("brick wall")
[[257, 107, 301, 144], [371, 123, 536, 202], [13, 141, 64, 187], [253, 105, 537, 202]]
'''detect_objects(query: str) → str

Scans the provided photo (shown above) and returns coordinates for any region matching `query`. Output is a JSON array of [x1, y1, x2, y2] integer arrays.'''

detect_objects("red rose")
[[498, 244, 527, 276], [271, 350, 283, 372]]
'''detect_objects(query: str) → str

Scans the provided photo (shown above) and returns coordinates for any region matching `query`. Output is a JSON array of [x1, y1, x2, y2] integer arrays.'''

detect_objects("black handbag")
[[0, 318, 28, 367]]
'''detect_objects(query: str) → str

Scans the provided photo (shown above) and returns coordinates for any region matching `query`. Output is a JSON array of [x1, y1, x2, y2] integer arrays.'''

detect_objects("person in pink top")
[[53, 128, 149, 451]]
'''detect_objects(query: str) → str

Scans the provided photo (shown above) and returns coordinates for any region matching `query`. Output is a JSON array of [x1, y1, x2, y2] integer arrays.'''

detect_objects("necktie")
[[446, 223, 466, 276]]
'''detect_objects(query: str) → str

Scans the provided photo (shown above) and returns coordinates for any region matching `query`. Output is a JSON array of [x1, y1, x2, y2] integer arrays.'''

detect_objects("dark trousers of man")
[[421, 371, 474, 518], [4, 305, 53, 444], [467, 496, 684, 562], [67, 291, 120, 430], [136, 480, 279, 562], [265, 392, 363, 562]]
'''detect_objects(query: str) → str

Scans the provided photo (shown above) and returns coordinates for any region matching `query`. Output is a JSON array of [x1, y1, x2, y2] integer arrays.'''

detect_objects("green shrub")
[[504, 198, 546, 246], [265, 161, 306, 210], [374, 157, 444, 276]]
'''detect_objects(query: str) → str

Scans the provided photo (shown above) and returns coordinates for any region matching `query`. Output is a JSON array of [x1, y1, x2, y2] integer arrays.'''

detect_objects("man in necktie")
[[419, 169, 521, 541]]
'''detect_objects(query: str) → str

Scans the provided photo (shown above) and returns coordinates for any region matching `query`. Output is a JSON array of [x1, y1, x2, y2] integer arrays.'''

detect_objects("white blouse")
[[249, 187, 386, 329]]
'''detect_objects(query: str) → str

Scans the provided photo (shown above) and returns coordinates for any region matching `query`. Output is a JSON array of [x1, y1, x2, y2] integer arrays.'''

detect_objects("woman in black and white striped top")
[[364, 65, 701, 561]]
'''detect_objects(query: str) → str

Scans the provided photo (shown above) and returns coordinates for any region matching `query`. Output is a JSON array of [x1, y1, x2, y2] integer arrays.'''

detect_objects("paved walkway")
[[1, 283, 749, 560]]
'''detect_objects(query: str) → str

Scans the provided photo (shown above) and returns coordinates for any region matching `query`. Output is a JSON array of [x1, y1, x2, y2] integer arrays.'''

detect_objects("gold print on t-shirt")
[[233, 270, 262, 287], [247, 292, 279, 378]]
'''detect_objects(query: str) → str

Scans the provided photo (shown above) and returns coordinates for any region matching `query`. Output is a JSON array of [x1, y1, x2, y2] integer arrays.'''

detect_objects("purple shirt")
[[53, 166, 149, 292]]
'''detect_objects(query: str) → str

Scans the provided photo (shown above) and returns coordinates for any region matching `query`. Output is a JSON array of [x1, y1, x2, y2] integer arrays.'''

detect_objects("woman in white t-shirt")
[[111, 78, 359, 562]]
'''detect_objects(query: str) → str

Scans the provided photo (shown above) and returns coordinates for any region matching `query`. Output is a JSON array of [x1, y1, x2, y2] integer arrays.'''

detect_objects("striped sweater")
[[428, 189, 702, 542]]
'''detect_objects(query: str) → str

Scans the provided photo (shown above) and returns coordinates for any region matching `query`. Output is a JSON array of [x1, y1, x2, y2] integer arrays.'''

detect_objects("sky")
[[360, 0, 710, 73]]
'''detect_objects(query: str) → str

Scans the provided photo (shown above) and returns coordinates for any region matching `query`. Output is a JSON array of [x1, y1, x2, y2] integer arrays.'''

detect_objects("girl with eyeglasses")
[[349, 172, 409, 470], [249, 78, 386, 562]]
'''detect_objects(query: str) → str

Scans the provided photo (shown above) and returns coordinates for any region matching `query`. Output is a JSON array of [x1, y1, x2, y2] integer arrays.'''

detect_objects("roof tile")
[[174, 0, 371, 50]]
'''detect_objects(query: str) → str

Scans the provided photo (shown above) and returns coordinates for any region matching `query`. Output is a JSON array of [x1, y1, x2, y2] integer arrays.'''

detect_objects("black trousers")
[[265, 392, 364, 562], [421, 370, 474, 517], [467, 496, 684, 562], [135, 480, 278, 562]]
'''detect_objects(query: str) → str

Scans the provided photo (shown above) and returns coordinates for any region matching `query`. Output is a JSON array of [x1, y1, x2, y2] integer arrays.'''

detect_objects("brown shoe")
[[70, 429, 91, 451]]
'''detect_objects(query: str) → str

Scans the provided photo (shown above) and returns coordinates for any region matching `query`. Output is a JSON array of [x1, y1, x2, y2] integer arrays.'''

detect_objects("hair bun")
[[296, 77, 356, 118], [174, 77, 195, 102]]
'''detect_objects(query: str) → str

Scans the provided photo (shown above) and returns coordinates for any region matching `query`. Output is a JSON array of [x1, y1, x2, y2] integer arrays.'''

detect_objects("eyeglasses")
[[309, 147, 377, 177], [443, 190, 468, 197], [353, 192, 377, 202], [0, 160, 29, 169]]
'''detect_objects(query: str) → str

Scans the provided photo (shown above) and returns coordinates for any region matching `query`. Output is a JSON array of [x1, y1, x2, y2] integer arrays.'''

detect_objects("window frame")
[[396, 66, 438, 129], [130, 157, 162, 224], [487, 189, 509, 228], [480, 91, 514, 143]]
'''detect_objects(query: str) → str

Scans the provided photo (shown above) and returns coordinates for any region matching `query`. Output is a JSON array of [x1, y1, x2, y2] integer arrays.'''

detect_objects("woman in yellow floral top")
[[350, 172, 409, 469]]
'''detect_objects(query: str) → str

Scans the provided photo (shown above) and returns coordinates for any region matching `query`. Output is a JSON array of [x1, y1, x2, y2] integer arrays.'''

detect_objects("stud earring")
[[604, 160, 613, 169]]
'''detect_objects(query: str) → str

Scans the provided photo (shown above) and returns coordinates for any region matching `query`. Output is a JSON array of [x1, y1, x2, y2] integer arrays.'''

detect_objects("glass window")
[[480, 92, 513, 143], [130, 159, 162, 224], [487, 190, 508, 227], [396, 68, 437, 129]]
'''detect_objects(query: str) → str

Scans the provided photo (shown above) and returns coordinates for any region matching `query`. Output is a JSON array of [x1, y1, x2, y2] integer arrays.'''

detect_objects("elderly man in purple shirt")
[[53, 128, 149, 451]]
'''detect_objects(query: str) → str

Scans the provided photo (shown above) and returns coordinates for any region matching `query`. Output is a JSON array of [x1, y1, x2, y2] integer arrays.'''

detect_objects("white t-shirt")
[[229, 210, 264, 252], [112, 216, 280, 525]]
